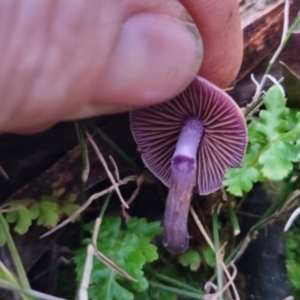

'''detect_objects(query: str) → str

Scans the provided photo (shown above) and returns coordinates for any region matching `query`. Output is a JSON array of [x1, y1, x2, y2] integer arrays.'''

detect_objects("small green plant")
[[0, 189, 79, 245], [74, 217, 162, 300], [224, 85, 300, 196]]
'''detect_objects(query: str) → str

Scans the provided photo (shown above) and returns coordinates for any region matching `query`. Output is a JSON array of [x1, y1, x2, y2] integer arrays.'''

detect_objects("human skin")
[[0, 0, 243, 133]]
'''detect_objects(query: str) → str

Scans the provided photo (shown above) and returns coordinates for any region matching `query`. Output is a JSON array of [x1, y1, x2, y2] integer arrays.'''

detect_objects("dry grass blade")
[[78, 204, 137, 300], [78, 244, 94, 300], [122, 173, 145, 222], [190, 206, 240, 299], [0, 278, 66, 300], [109, 155, 120, 182], [0, 260, 18, 284], [90, 216, 136, 281], [203, 264, 237, 300], [284, 205, 300, 231], [0, 164, 9, 179], [190, 207, 215, 250], [86, 131, 129, 208], [40, 176, 137, 238], [93, 248, 136, 282], [245, 0, 292, 118], [227, 235, 252, 266], [81, 142, 90, 183]]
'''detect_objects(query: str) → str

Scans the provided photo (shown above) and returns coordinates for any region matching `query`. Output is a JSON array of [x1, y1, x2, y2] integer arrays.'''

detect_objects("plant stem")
[[0, 213, 30, 288], [244, 12, 300, 118], [228, 204, 240, 236], [78, 192, 113, 300], [76, 122, 88, 243], [249, 126, 300, 167], [0, 278, 66, 300], [144, 265, 203, 294], [148, 281, 203, 299], [212, 208, 223, 300], [99, 191, 113, 219], [87, 121, 141, 171]]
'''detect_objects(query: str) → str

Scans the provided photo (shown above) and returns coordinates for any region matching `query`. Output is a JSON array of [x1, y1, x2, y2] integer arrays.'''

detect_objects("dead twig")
[[122, 173, 145, 222], [86, 131, 129, 208], [190, 206, 240, 299], [40, 176, 137, 238], [78, 207, 136, 300]]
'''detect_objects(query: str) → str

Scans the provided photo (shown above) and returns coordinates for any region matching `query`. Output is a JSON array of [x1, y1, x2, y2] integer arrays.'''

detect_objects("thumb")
[[0, 1, 203, 132], [74, 13, 203, 119]]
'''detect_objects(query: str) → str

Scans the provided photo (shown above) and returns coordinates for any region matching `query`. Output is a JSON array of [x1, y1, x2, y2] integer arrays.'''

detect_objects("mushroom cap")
[[130, 76, 247, 195]]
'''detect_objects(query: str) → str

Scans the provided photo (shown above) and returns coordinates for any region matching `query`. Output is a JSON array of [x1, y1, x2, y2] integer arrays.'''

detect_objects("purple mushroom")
[[130, 76, 247, 254]]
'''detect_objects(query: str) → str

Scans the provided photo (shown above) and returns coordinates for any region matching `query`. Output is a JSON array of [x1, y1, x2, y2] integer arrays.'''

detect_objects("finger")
[[86, 13, 203, 107], [179, 0, 243, 88], [0, 0, 203, 132]]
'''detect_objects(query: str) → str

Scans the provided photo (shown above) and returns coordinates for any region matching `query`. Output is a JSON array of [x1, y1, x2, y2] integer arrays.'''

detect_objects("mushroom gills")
[[163, 118, 204, 254]]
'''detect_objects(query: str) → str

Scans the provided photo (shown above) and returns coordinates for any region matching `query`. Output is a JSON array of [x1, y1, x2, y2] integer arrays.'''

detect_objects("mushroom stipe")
[[130, 76, 247, 254]]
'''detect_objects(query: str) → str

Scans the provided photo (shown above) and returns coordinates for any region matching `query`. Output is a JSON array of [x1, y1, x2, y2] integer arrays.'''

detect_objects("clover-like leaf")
[[179, 249, 201, 271]]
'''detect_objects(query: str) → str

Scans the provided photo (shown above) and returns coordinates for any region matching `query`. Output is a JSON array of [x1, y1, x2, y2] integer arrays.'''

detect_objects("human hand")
[[0, 0, 243, 133]]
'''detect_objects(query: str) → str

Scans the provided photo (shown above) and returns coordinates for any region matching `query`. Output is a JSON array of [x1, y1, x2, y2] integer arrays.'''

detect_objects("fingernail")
[[92, 13, 203, 107]]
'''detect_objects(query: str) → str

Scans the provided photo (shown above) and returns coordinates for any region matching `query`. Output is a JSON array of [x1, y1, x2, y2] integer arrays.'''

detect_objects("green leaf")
[[57, 193, 79, 219], [30, 201, 59, 227], [224, 167, 259, 196], [6, 204, 34, 235], [248, 120, 266, 144], [179, 250, 201, 271], [202, 247, 215, 267], [0, 217, 8, 246], [256, 86, 289, 141], [258, 141, 297, 180], [74, 217, 163, 300]]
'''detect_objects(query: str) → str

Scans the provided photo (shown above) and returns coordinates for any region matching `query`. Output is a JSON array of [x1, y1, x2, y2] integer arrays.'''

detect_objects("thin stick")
[[109, 156, 120, 182], [86, 131, 128, 208], [0, 165, 9, 179], [205, 264, 237, 300], [284, 206, 300, 231], [190, 207, 215, 250], [78, 244, 94, 300], [244, 0, 294, 118], [78, 192, 136, 300], [122, 173, 144, 222], [212, 209, 223, 300], [40, 176, 136, 238], [76, 123, 90, 183], [190, 206, 239, 299]]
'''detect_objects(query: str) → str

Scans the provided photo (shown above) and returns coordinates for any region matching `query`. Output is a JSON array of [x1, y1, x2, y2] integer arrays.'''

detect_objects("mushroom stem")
[[163, 118, 204, 254]]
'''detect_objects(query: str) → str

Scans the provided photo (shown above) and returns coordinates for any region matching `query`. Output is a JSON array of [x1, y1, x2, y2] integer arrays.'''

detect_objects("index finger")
[[179, 0, 243, 88]]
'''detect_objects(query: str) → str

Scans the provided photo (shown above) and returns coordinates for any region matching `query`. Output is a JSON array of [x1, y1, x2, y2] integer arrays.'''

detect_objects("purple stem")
[[163, 118, 204, 254]]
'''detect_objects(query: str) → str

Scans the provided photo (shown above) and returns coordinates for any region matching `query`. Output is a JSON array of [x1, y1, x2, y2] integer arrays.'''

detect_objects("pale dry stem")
[[78, 209, 136, 300], [245, 0, 290, 119], [122, 173, 145, 222], [86, 131, 129, 208], [40, 176, 137, 238], [190, 206, 240, 300]]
